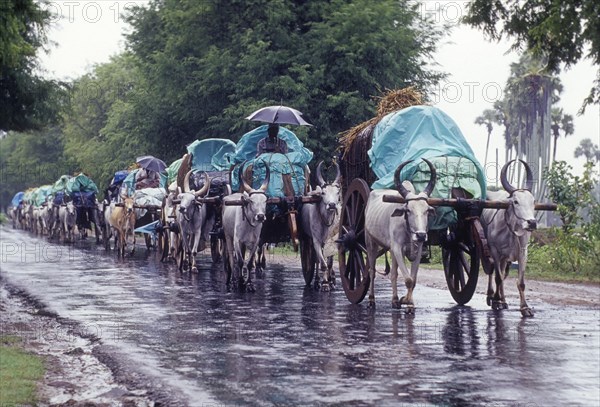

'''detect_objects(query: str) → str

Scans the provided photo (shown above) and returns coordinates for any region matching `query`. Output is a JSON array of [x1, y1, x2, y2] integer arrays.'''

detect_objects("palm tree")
[[574, 138, 600, 162], [474, 108, 499, 167], [551, 107, 575, 163], [503, 52, 562, 200]]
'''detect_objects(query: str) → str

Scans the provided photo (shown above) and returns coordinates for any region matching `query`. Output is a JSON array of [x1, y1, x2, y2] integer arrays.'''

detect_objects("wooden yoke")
[[382, 195, 558, 211]]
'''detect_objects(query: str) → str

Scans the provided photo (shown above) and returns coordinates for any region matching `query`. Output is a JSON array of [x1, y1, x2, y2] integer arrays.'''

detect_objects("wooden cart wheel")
[[300, 236, 316, 287], [210, 235, 222, 263], [442, 222, 480, 305], [156, 223, 169, 262], [338, 178, 371, 304]]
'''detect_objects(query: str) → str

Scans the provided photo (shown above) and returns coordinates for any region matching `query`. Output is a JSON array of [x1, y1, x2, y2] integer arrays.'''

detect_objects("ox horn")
[[316, 161, 326, 187], [394, 160, 413, 198], [259, 164, 271, 193], [501, 159, 534, 194], [421, 158, 437, 196], [195, 172, 211, 197], [183, 170, 193, 193], [239, 161, 253, 193], [333, 161, 341, 184]]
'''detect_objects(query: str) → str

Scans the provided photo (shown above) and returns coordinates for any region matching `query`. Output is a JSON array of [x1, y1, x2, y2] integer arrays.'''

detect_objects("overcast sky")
[[38, 1, 599, 175]]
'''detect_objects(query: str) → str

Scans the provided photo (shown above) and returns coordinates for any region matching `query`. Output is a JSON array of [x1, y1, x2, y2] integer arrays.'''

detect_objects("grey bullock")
[[222, 164, 270, 291], [300, 161, 341, 290], [58, 201, 77, 243], [365, 159, 437, 312], [482, 160, 537, 317], [176, 171, 211, 272]]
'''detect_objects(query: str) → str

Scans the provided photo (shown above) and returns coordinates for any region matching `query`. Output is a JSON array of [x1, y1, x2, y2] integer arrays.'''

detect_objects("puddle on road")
[[1, 227, 599, 406]]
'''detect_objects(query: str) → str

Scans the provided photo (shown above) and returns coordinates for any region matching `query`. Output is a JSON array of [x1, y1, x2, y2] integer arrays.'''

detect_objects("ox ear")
[[391, 206, 407, 217], [427, 206, 436, 216]]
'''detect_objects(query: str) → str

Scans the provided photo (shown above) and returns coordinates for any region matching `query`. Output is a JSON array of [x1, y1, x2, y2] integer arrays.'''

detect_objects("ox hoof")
[[392, 300, 401, 310], [192, 266, 198, 273], [246, 282, 256, 293], [491, 300, 507, 311], [368, 298, 376, 309], [521, 307, 534, 318], [404, 305, 415, 315], [320, 282, 332, 293]]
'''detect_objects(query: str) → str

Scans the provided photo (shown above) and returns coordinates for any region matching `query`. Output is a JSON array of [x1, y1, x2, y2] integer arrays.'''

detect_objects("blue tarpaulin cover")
[[10, 192, 24, 207], [369, 105, 486, 229], [230, 126, 313, 197], [187, 138, 236, 172]]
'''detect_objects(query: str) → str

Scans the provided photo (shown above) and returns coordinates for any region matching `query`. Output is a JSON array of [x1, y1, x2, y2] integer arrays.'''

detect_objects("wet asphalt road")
[[1, 227, 599, 407]]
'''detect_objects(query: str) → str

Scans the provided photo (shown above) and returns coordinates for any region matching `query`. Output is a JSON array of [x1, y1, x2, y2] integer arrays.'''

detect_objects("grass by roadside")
[[0, 335, 45, 406], [0, 213, 7, 224]]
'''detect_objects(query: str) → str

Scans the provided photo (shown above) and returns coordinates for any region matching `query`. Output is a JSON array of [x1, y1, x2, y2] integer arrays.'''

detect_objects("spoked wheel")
[[442, 221, 481, 305], [210, 235, 223, 263], [338, 178, 370, 304], [156, 224, 169, 262], [300, 236, 316, 286]]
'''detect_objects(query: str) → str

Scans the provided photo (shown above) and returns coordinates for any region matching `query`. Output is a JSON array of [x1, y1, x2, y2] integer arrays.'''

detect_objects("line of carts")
[[8, 105, 557, 307]]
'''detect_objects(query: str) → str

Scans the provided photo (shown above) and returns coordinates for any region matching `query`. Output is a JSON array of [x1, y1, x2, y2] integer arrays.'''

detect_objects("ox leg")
[[365, 235, 378, 308], [396, 243, 421, 314], [233, 241, 245, 289], [313, 239, 330, 291], [517, 251, 533, 317], [245, 243, 260, 293], [390, 255, 401, 309], [491, 261, 508, 310], [486, 270, 495, 306], [191, 233, 201, 273]]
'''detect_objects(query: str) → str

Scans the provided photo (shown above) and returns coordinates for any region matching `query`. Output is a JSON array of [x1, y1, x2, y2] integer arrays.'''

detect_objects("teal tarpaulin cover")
[[66, 173, 99, 194], [32, 185, 53, 206], [51, 175, 72, 194], [187, 138, 236, 172], [368, 105, 486, 230], [230, 126, 313, 197]]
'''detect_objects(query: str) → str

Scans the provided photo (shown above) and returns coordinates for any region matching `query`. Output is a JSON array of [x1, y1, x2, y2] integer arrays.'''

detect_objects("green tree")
[[124, 0, 445, 163], [0, 0, 66, 131], [463, 0, 600, 110]]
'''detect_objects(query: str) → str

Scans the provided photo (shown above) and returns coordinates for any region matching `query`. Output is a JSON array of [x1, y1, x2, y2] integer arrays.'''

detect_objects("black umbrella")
[[246, 105, 312, 126], [136, 155, 167, 173]]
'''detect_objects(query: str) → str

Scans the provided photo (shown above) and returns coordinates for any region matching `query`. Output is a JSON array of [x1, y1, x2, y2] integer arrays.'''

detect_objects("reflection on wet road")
[[1, 228, 599, 406]]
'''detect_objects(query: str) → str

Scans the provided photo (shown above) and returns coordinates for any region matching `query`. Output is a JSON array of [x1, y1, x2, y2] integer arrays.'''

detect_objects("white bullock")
[[58, 201, 77, 242], [482, 160, 537, 317], [365, 159, 437, 312], [222, 164, 270, 291], [176, 171, 211, 272], [300, 161, 341, 290]]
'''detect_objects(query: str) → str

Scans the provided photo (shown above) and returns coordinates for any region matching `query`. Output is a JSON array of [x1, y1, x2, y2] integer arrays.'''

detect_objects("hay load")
[[339, 86, 424, 188]]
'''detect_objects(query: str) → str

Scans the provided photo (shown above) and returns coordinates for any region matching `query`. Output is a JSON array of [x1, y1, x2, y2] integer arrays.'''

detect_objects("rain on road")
[[1, 227, 599, 407]]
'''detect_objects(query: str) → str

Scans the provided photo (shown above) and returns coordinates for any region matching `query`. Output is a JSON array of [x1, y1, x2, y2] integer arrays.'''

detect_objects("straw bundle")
[[339, 86, 424, 156]]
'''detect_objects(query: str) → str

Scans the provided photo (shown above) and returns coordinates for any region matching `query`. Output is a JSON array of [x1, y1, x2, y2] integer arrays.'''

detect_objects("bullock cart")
[[158, 138, 236, 270], [223, 124, 321, 286], [336, 104, 557, 305]]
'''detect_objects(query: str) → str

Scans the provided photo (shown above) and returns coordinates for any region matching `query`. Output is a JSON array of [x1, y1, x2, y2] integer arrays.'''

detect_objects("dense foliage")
[[0, 0, 66, 131], [1, 0, 447, 203], [528, 161, 600, 281]]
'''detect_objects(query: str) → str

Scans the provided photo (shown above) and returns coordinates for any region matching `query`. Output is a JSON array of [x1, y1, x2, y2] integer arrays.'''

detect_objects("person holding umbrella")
[[256, 123, 289, 156], [135, 155, 167, 190]]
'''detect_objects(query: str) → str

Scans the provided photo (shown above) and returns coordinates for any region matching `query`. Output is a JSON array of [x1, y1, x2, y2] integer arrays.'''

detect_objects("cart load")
[[10, 192, 24, 208], [368, 105, 486, 230], [31, 185, 53, 206], [184, 138, 236, 197], [50, 175, 72, 205], [230, 125, 313, 198]]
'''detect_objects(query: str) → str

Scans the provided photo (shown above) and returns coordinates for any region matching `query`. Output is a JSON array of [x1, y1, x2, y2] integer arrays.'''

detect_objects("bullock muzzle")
[[327, 202, 337, 211], [255, 213, 266, 223], [414, 232, 428, 242], [526, 219, 537, 231]]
